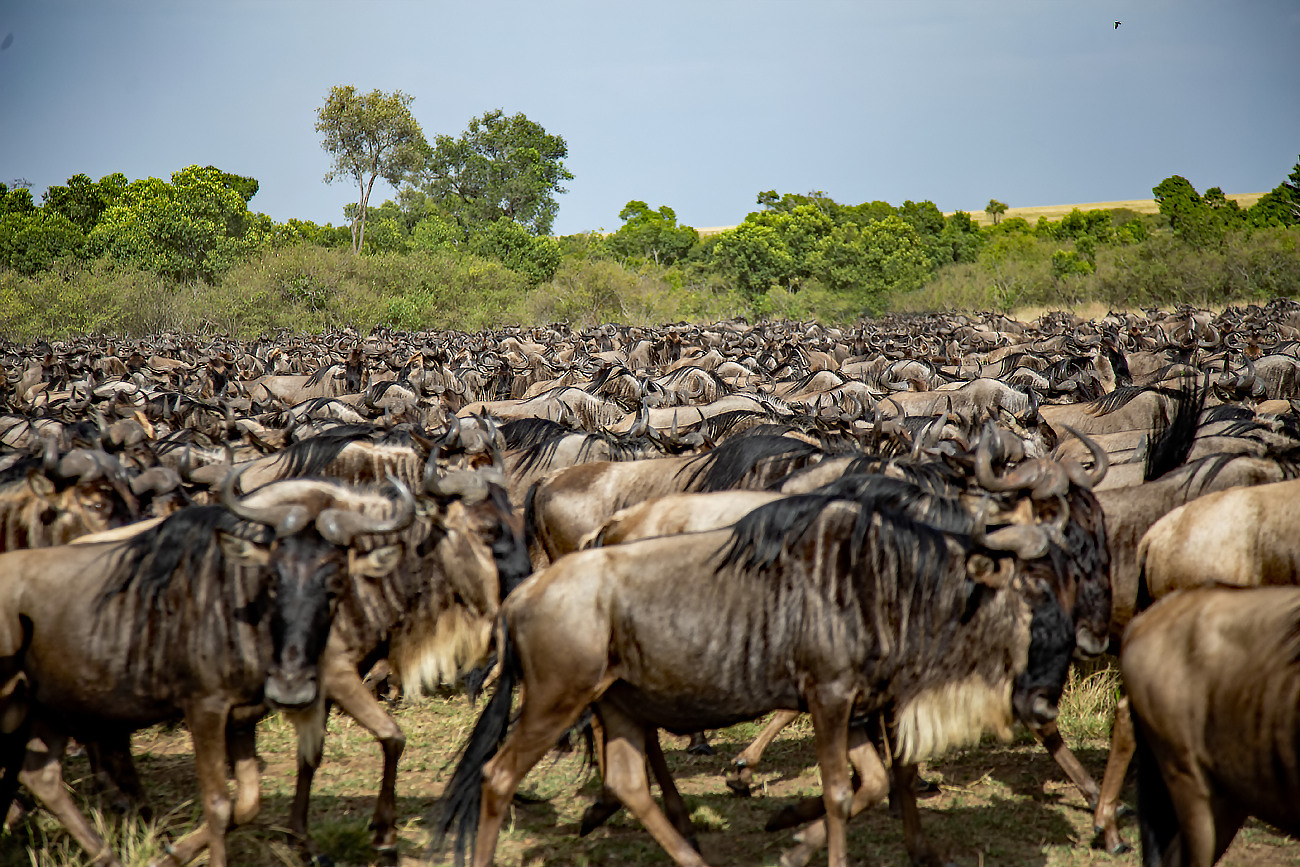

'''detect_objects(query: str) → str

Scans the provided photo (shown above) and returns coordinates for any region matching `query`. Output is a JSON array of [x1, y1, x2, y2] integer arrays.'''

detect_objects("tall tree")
[[986, 199, 1009, 225], [316, 86, 430, 254], [416, 109, 572, 236]]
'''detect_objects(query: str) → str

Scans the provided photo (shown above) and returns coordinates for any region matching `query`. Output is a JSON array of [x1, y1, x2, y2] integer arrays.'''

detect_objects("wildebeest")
[[525, 432, 826, 567], [434, 477, 1084, 867], [279, 459, 530, 858], [1122, 585, 1300, 866], [0, 440, 139, 550], [0, 475, 414, 867]]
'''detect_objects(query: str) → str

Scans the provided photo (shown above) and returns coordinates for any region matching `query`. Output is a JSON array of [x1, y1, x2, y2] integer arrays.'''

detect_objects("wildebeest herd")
[[3, 300, 1300, 866]]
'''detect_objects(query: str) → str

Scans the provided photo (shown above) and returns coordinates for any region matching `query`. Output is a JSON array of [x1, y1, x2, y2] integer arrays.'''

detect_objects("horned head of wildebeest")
[[218, 468, 414, 708], [1, 440, 140, 549], [971, 422, 1111, 662], [424, 456, 531, 600]]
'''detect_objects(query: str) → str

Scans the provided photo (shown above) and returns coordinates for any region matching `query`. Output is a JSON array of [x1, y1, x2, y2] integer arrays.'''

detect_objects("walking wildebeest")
[[434, 477, 1087, 867], [0, 475, 415, 867], [1123, 585, 1300, 866]]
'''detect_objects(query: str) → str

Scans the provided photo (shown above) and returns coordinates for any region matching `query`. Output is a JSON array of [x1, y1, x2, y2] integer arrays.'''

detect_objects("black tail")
[[432, 622, 520, 867], [1134, 706, 1179, 867], [1135, 557, 1154, 614]]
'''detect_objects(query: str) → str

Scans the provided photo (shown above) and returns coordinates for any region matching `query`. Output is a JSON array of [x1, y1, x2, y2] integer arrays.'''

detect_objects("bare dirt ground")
[[7, 693, 1296, 866]]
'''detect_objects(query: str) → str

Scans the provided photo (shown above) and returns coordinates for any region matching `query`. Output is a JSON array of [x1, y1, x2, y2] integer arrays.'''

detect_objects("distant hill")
[[694, 193, 1265, 235]]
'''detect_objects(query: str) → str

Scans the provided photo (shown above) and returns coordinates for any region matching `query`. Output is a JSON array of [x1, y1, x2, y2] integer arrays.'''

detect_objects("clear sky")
[[2, 1, 1297, 236]]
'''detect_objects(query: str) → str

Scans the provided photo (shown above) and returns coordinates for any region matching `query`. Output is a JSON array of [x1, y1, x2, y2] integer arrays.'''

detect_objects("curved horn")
[[629, 402, 649, 439], [41, 437, 60, 479], [316, 475, 416, 544], [219, 465, 310, 537], [1060, 424, 1109, 489], [57, 450, 102, 483]]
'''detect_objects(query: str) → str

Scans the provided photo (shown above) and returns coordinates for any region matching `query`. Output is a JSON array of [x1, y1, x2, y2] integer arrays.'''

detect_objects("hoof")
[[914, 775, 941, 795], [764, 805, 805, 833], [579, 801, 621, 837], [307, 855, 335, 867], [686, 741, 715, 757], [725, 777, 753, 798], [373, 845, 398, 867], [1090, 829, 1131, 855]]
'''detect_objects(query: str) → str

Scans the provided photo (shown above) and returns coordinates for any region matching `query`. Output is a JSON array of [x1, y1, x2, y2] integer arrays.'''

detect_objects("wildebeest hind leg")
[[728, 709, 800, 796], [646, 726, 699, 847], [597, 703, 709, 867]]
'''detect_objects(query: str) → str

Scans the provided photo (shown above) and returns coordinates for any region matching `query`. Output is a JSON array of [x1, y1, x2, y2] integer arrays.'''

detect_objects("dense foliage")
[[3, 142, 1298, 339]]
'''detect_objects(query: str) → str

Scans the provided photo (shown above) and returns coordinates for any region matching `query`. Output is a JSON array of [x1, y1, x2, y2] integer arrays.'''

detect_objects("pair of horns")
[[221, 467, 415, 545]]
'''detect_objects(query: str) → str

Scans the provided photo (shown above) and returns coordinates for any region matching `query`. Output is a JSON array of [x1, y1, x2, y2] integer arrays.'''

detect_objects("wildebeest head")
[[974, 424, 1112, 659], [16, 441, 140, 545], [220, 470, 413, 709]]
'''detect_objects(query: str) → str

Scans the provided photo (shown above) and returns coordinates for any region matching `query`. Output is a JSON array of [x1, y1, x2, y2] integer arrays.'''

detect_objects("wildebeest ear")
[[216, 530, 272, 567], [25, 470, 57, 504], [350, 544, 403, 579], [966, 552, 1013, 589]]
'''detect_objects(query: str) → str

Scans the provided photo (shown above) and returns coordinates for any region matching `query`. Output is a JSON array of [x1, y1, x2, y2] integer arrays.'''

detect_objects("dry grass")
[[957, 194, 1265, 227], [696, 194, 1265, 236], [4, 685, 1297, 867]]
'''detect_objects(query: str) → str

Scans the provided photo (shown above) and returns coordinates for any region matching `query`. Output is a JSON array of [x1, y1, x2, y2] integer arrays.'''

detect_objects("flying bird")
[[1114, 21, 1121, 29]]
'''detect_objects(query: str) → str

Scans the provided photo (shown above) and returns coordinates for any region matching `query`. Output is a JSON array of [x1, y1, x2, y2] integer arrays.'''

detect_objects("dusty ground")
[[5, 693, 1296, 866]]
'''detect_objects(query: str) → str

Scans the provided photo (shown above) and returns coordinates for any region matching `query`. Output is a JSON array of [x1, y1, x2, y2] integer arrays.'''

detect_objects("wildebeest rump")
[[1123, 585, 1300, 866]]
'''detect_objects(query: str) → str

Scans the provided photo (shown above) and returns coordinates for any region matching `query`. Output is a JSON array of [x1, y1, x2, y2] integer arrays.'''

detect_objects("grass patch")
[[5, 692, 1295, 866]]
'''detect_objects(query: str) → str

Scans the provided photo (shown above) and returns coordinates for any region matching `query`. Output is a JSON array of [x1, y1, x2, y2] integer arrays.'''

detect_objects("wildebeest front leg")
[[18, 727, 123, 867], [779, 725, 890, 867], [892, 761, 948, 867], [305, 664, 406, 857], [161, 699, 234, 867], [227, 724, 261, 827], [1093, 695, 1135, 854], [805, 686, 854, 867], [597, 703, 709, 867], [1030, 716, 1100, 809]]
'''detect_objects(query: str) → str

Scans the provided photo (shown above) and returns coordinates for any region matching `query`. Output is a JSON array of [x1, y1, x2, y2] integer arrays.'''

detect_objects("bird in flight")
[[1114, 21, 1121, 29]]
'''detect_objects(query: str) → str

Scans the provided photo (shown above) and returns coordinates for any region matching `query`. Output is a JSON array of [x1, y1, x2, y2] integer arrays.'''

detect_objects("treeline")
[[1, 158, 1298, 339]]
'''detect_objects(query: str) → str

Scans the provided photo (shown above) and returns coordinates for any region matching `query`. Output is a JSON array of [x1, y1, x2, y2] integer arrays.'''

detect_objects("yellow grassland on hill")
[[958, 193, 1264, 227], [694, 193, 1264, 235]]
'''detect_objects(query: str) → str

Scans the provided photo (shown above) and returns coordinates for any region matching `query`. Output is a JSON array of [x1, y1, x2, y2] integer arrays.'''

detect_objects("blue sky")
[[2, 1, 1297, 235]]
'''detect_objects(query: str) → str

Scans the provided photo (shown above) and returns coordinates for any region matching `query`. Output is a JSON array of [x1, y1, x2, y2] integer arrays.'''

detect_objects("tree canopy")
[[414, 109, 572, 237], [316, 86, 430, 254]]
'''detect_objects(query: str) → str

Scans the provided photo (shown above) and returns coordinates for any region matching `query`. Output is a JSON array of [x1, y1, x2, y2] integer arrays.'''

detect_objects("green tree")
[[986, 199, 1009, 225], [316, 86, 430, 254], [711, 223, 796, 298], [467, 218, 562, 286], [605, 201, 699, 266], [87, 165, 258, 282], [1153, 175, 1223, 247], [41, 172, 128, 233], [416, 109, 572, 236], [808, 215, 933, 312], [1249, 156, 1300, 227], [0, 209, 85, 274]]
